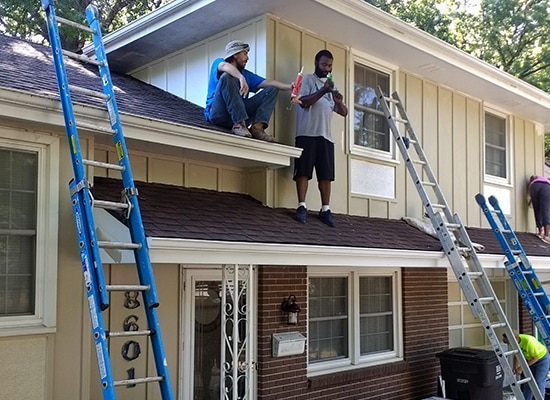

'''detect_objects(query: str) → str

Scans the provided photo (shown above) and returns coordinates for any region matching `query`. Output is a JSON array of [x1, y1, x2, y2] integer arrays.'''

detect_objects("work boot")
[[250, 123, 274, 142], [231, 122, 252, 137]]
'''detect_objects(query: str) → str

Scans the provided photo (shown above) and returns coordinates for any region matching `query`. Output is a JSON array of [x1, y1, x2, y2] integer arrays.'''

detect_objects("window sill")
[[0, 325, 56, 337], [307, 359, 408, 389]]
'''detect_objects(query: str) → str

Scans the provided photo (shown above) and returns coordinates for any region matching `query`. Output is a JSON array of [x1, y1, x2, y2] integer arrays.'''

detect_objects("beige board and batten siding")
[[129, 13, 544, 230]]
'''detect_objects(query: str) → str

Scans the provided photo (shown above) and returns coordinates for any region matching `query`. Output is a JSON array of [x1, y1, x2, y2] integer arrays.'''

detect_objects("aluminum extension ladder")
[[375, 87, 541, 400], [477, 194, 550, 348], [41, 2, 174, 399]]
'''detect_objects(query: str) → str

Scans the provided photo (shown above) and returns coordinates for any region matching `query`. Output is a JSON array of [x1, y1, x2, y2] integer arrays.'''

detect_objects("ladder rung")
[[504, 349, 518, 357], [107, 329, 152, 338], [62, 49, 101, 66], [56, 16, 95, 33], [534, 292, 544, 296], [77, 120, 116, 134], [93, 199, 129, 210], [393, 117, 409, 125], [98, 241, 140, 250], [69, 84, 109, 100], [411, 159, 427, 166], [114, 376, 163, 387], [105, 285, 150, 292], [516, 377, 533, 385], [431, 204, 446, 210], [445, 223, 461, 230], [478, 296, 495, 303], [467, 271, 483, 277], [84, 159, 124, 171], [382, 95, 398, 103], [421, 181, 436, 187], [491, 322, 507, 329], [106, 284, 150, 291]]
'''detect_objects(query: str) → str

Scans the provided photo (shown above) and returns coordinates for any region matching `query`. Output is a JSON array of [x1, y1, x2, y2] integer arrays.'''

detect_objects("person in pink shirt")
[[528, 175, 550, 243]]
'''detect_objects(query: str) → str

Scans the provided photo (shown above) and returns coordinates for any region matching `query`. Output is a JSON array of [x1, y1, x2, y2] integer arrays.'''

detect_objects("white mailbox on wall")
[[272, 332, 306, 357]]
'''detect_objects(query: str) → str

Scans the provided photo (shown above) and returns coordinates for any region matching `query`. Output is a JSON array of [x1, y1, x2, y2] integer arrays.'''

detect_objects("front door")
[[182, 265, 255, 400]]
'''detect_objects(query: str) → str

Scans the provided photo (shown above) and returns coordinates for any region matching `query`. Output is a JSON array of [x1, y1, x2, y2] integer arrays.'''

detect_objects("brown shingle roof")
[[91, 177, 550, 258], [4, 34, 550, 258], [0, 33, 227, 134]]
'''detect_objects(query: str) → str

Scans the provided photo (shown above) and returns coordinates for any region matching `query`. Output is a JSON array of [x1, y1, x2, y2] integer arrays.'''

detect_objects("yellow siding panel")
[[150, 157, 184, 186], [188, 163, 218, 190], [452, 93, 468, 220]]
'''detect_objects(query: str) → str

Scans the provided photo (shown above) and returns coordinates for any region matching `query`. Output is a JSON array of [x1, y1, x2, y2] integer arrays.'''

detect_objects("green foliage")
[[0, 0, 168, 52], [366, 0, 550, 155], [366, 0, 550, 93]]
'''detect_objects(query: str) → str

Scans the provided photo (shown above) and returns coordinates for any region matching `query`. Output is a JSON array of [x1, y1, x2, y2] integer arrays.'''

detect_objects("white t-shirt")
[[296, 73, 336, 142]]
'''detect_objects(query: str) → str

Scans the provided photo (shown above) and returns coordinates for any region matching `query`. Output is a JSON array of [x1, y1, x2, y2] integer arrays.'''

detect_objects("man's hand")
[[239, 75, 249, 97], [333, 91, 344, 103]]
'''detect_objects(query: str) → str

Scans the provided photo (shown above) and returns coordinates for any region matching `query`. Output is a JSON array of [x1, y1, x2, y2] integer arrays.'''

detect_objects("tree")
[[0, 0, 169, 52], [365, 0, 550, 92]]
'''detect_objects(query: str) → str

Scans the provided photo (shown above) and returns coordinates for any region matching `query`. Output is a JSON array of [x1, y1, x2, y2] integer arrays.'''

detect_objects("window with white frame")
[[485, 112, 507, 179], [0, 135, 58, 331], [353, 63, 391, 152], [0, 148, 37, 315], [308, 268, 401, 373], [448, 279, 513, 348]]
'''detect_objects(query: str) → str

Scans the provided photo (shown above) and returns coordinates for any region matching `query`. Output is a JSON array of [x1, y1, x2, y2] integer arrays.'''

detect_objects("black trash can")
[[436, 347, 503, 400]]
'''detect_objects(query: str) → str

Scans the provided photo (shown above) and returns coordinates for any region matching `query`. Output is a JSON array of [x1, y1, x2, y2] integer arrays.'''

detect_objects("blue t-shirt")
[[204, 58, 266, 120]]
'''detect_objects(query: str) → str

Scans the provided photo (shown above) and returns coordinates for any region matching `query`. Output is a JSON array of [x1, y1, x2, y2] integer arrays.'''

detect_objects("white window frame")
[[350, 52, 399, 165], [0, 131, 59, 335], [447, 271, 518, 349], [483, 107, 511, 185], [307, 267, 403, 376]]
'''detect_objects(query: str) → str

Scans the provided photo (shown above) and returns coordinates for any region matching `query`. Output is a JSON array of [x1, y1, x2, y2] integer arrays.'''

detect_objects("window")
[[308, 268, 401, 374], [485, 112, 507, 179], [0, 134, 58, 332], [353, 64, 390, 152], [0, 149, 37, 315], [448, 278, 515, 348]]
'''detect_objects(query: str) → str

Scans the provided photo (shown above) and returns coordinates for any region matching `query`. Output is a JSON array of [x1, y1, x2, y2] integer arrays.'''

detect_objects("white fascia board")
[[0, 88, 300, 167], [92, 0, 214, 53], [118, 114, 302, 167], [316, 0, 550, 108], [148, 237, 451, 267], [148, 236, 550, 269]]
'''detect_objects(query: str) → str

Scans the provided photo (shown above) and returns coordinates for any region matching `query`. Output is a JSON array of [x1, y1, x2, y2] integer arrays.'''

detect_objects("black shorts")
[[293, 136, 334, 181]]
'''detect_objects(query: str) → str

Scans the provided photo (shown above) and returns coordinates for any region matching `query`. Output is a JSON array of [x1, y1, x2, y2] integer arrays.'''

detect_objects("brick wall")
[[256, 266, 449, 400], [518, 294, 535, 335]]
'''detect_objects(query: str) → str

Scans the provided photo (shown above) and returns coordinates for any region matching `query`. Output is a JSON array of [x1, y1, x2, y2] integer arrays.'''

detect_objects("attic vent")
[[418, 63, 442, 72]]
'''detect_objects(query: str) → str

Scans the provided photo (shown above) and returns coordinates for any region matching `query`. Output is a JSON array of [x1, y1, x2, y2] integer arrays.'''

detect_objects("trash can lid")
[[436, 347, 498, 363]]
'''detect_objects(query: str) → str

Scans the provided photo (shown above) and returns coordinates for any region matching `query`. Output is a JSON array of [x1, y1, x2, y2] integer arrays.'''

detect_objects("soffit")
[[99, 0, 550, 130]]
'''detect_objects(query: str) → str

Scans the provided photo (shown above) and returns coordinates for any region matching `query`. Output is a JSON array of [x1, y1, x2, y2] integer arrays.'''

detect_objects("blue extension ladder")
[[41, 2, 173, 399], [375, 87, 542, 400], [476, 194, 550, 348]]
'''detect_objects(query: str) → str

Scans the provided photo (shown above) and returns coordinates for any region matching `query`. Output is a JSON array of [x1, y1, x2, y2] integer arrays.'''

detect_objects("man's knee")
[[263, 85, 279, 98], [219, 72, 239, 90]]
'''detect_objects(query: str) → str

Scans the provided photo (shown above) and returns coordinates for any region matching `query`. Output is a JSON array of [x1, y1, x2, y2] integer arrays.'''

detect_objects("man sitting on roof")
[[204, 40, 292, 142]]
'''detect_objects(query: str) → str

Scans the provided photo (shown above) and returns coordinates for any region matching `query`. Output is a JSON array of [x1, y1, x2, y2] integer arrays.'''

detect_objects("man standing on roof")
[[204, 40, 292, 142], [293, 49, 348, 227], [503, 331, 550, 400]]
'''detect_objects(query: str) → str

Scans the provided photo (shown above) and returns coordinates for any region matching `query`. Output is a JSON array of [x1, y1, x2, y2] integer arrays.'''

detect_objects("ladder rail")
[[376, 86, 542, 400], [42, 1, 174, 399], [84, 9, 173, 399], [477, 194, 550, 349]]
